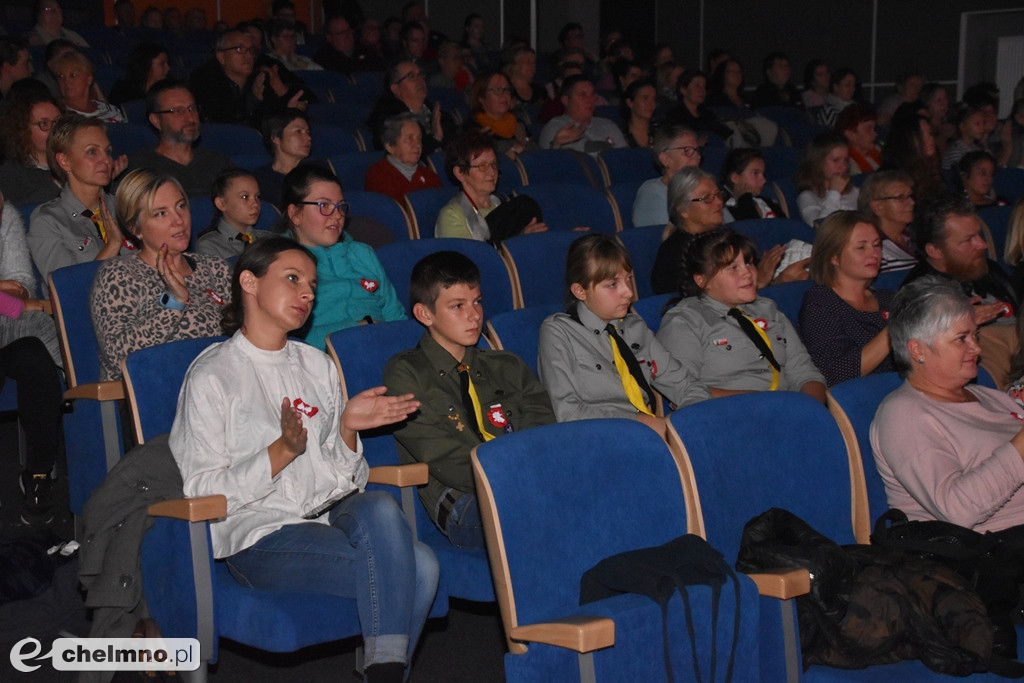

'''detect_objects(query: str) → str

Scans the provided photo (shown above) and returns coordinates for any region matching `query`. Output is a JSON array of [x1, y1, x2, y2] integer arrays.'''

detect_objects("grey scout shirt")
[[656, 294, 824, 395], [28, 185, 135, 292], [195, 219, 276, 260], [538, 302, 709, 421]]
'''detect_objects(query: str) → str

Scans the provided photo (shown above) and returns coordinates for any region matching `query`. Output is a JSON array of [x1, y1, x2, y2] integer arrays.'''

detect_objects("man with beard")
[[123, 79, 234, 197], [903, 193, 1019, 387]]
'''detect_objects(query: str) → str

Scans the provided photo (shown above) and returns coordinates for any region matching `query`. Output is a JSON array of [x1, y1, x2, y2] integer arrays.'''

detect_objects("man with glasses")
[[316, 15, 361, 75], [189, 29, 306, 127], [538, 74, 626, 154], [367, 59, 453, 158], [124, 79, 233, 196]]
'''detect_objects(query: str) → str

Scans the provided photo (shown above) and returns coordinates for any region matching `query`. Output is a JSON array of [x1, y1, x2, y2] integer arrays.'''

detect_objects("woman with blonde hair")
[[90, 168, 231, 380], [51, 51, 124, 122]]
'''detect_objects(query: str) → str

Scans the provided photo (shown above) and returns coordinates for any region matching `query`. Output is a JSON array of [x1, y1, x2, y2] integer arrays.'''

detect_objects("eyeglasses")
[[30, 119, 57, 132], [152, 104, 198, 116], [467, 161, 499, 171], [666, 145, 703, 158], [300, 200, 350, 216], [395, 69, 426, 84], [875, 193, 914, 203], [485, 87, 514, 95], [690, 189, 727, 204], [218, 45, 259, 56]]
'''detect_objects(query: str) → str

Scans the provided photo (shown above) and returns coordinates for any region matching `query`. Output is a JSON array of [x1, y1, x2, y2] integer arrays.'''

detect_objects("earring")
[[918, 358, 925, 364]]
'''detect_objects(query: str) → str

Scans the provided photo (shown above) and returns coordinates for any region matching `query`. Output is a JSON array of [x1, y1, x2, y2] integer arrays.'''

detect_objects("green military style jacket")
[[384, 332, 555, 522]]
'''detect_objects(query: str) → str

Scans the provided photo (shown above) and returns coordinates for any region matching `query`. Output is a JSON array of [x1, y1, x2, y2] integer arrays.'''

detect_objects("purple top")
[[798, 282, 895, 386]]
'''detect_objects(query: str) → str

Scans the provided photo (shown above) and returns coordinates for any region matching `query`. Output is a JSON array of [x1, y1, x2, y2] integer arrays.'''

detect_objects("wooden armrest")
[[368, 463, 429, 487], [40, 300, 53, 315], [743, 567, 810, 600], [64, 380, 125, 402], [148, 495, 227, 521], [510, 616, 615, 653]]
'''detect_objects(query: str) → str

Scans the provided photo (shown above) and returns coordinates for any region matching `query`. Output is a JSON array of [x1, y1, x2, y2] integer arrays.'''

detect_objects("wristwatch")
[[160, 290, 187, 311]]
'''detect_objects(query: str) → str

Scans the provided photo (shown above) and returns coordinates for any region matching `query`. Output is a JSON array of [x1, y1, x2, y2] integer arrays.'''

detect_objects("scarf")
[[386, 155, 420, 182], [474, 112, 518, 139], [457, 191, 495, 241]]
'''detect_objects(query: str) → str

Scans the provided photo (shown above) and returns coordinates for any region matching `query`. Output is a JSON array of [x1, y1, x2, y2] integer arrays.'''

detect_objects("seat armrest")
[[510, 616, 615, 653], [368, 463, 429, 487], [64, 380, 125, 402], [148, 495, 227, 521], [40, 300, 52, 315], [743, 567, 810, 600]]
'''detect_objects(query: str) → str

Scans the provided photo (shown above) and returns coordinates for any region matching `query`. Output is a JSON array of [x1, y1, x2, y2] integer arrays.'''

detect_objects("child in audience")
[[384, 251, 555, 548], [171, 237, 436, 683], [196, 169, 275, 259], [796, 130, 859, 225], [657, 227, 826, 401], [279, 165, 406, 350], [538, 234, 708, 434]]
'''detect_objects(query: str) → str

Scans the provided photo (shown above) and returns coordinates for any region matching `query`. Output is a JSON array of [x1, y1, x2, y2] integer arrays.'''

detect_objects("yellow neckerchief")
[[735, 307, 779, 391], [608, 326, 654, 415], [458, 363, 496, 441]]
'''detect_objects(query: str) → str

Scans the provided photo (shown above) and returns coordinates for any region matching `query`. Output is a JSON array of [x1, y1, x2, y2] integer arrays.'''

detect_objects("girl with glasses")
[[279, 165, 406, 350]]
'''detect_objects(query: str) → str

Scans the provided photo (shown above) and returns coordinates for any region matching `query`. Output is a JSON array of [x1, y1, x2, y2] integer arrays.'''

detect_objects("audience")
[[316, 15, 361, 75], [52, 51, 125, 123], [956, 150, 1005, 209], [798, 210, 895, 386], [750, 52, 801, 108], [815, 67, 858, 128], [942, 105, 988, 171], [538, 74, 626, 153], [665, 69, 734, 144], [365, 112, 443, 204], [801, 59, 829, 110], [796, 130, 859, 225], [903, 194, 1018, 388], [539, 234, 707, 434], [0, 37, 33, 101], [857, 170, 918, 273], [876, 70, 924, 127], [367, 59, 452, 157], [657, 227, 826, 402], [384, 251, 554, 549], [123, 79, 234, 197], [464, 70, 533, 156], [720, 147, 784, 220], [632, 124, 702, 229], [882, 102, 946, 211], [619, 80, 657, 149], [89, 168, 231, 381], [279, 164, 406, 350], [27, 0, 88, 47], [169, 236, 434, 683], [504, 44, 543, 109], [0, 90, 63, 205], [267, 19, 323, 72], [28, 115, 132, 286], [252, 108, 314, 208], [1005, 198, 1024, 296], [195, 168, 275, 259], [107, 42, 170, 107], [837, 104, 881, 176]]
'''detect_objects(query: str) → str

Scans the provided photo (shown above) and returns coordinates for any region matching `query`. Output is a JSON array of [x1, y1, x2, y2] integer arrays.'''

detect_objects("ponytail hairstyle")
[[199, 167, 259, 239], [221, 236, 317, 336]]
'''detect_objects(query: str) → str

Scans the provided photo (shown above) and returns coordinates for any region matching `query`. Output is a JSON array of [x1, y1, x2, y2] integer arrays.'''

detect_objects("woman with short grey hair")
[[871, 274, 1024, 537], [650, 166, 723, 294], [631, 124, 701, 229], [365, 112, 443, 203]]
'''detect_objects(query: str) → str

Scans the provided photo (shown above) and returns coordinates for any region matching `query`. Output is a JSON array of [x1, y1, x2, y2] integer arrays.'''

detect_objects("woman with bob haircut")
[[798, 210, 895, 386], [90, 167, 231, 380], [170, 236, 437, 683]]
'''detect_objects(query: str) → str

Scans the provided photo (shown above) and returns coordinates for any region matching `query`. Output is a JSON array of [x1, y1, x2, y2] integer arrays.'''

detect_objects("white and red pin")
[[487, 405, 508, 429], [361, 279, 379, 292], [1012, 411, 1024, 422], [649, 359, 658, 379], [881, 310, 890, 321], [1000, 301, 1014, 318], [754, 318, 768, 331], [206, 288, 225, 305], [121, 237, 138, 250], [712, 338, 729, 347], [293, 398, 319, 418]]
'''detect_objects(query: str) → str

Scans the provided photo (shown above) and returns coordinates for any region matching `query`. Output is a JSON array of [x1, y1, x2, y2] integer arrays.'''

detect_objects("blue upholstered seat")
[[500, 230, 586, 308], [473, 419, 761, 682], [486, 304, 561, 376]]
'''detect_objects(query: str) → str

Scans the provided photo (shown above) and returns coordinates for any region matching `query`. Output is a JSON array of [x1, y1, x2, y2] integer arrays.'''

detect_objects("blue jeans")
[[225, 491, 439, 667], [434, 489, 485, 549]]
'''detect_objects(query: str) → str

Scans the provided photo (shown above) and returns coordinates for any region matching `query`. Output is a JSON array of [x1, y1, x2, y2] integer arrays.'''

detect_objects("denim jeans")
[[434, 489, 485, 549], [225, 490, 439, 667]]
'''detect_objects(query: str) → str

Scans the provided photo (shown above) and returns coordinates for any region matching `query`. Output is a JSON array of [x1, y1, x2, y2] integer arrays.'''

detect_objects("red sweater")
[[365, 158, 443, 204]]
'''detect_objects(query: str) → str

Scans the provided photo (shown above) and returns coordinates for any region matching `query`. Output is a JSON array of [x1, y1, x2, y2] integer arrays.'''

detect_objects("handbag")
[[580, 534, 740, 683]]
